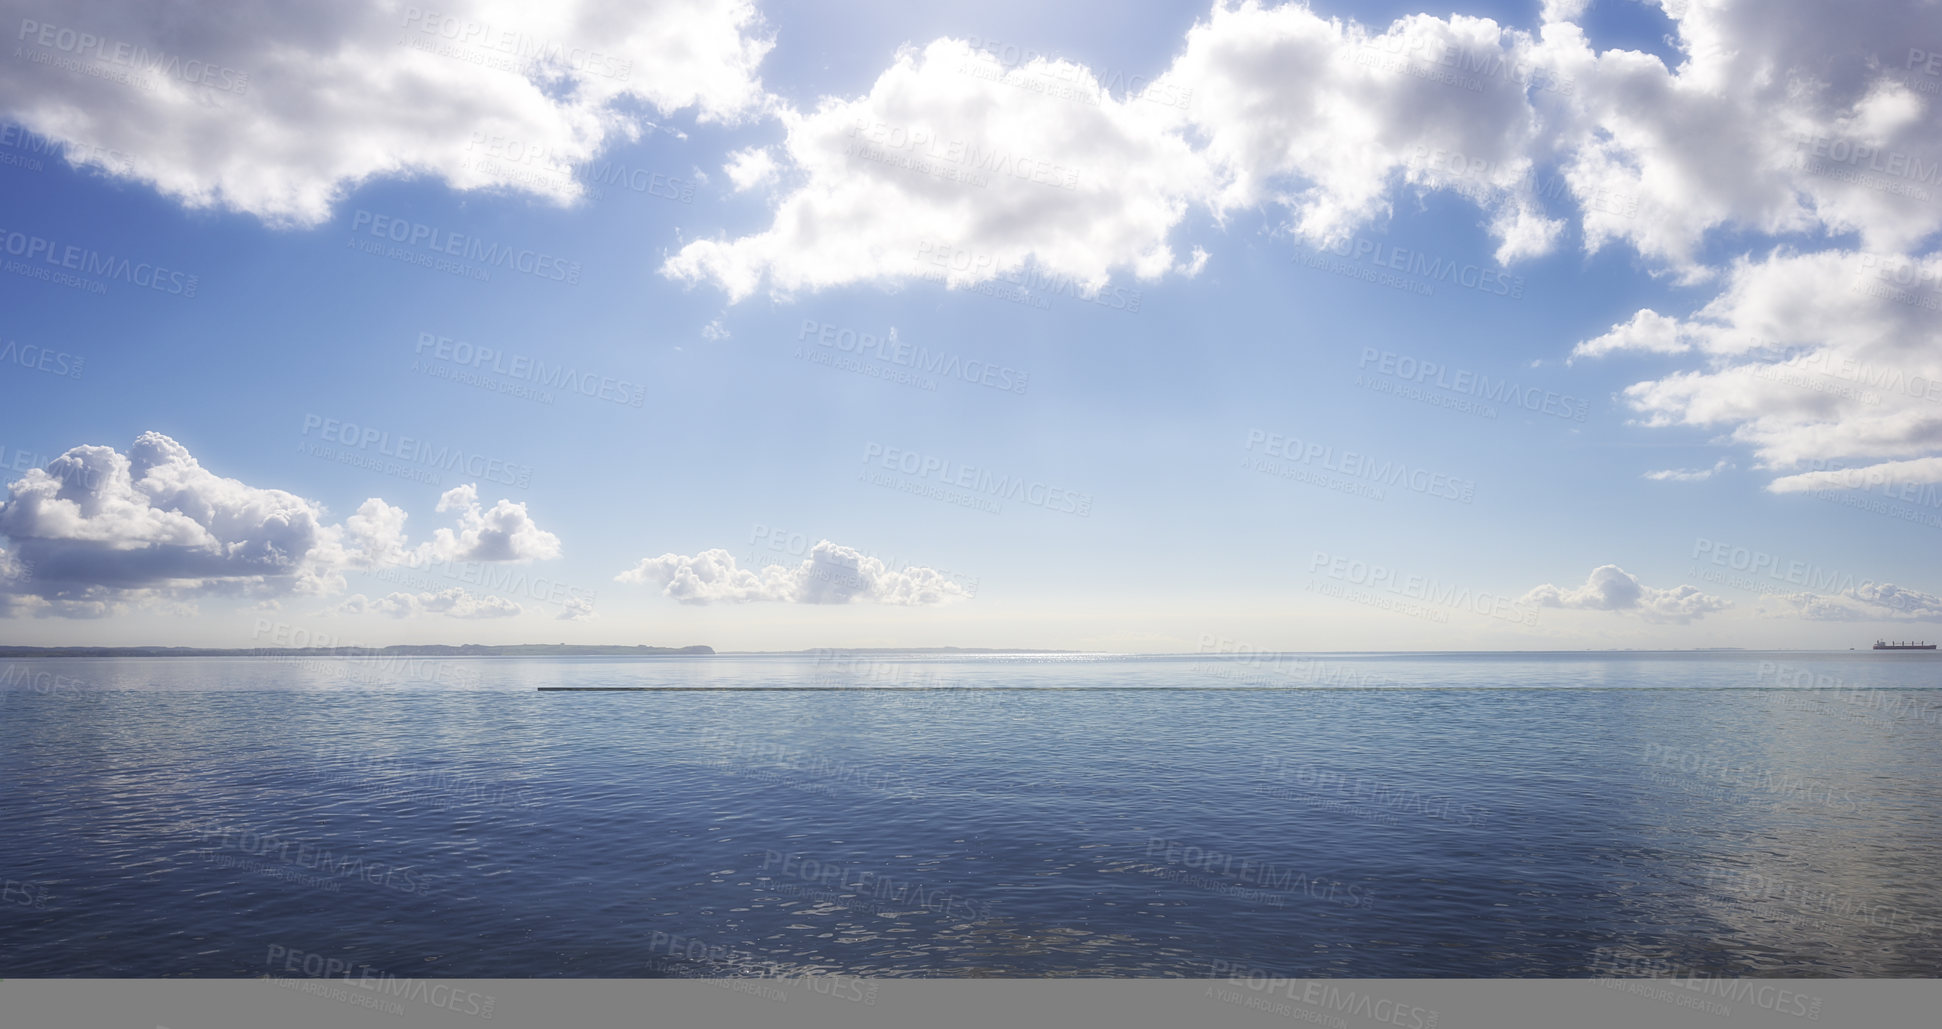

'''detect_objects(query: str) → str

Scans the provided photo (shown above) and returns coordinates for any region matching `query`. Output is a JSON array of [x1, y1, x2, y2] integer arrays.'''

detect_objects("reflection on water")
[[1, 651, 1938, 977]]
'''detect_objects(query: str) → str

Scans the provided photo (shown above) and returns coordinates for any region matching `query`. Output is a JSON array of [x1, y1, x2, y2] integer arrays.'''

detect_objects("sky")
[[2, 0, 1942, 652]]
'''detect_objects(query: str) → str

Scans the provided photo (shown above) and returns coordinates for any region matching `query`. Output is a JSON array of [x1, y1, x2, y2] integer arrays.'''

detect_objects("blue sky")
[[3, 0, 1941, 650]]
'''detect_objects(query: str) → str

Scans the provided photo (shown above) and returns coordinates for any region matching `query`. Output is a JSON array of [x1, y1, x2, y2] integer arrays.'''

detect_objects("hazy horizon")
[[2, 642, 1927, 656]]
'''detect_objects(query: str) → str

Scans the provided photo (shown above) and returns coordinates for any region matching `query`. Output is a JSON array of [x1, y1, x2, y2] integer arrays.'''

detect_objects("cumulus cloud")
[[1539, 0, 1590, 22], [0, 434, 561, 616], [341, 498, 414, 567], [1170, 4, 1563, 264], [663, 36, 1209, 300], [1572, 310, 1690, 361], [1768, 582, 1942, 622], [1179, 0, 1942, 278], [0, 0, 774, 225], [341, 588, 522, 619], [664, 3, 1577, 299], [1550, 0, 1942, 488], [723, 145, 780, 191], [0, 432, 338, 605], [617, 540, 968, 605], [1532, 0, 1942, 275], [422, 484, 562, 563], [1580, 251, 1942, 489], [1522, 564, 1730, 623], [672, 0, 1942, 301]]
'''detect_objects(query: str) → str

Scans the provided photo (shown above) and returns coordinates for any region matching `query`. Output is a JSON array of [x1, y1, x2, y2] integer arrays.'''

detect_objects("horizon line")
[[0, 644, 1927, 657]]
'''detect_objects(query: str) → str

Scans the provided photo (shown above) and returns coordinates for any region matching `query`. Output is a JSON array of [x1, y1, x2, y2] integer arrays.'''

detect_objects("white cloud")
[[617, 540, 968, 605], [664, 3, 1593, 301], [342, 498, 414, 567], [0, 432, 338, 604], [0, 546, 27, 586], [1539, 0, 1590, 22], [1522, 564, 1730, 623], [1455, 0, 1942, 499], [662, 36, 1211, 300], [1170, 4, 1562, 264], [1582, 251, 1942, 488], [1232, 0, 1942, 280], [0, 435, 562, 615], [1572, 309, 1690, 361], [1532, 0, 1942, 276], [723, 145, 780, 191], [1769, 582, 1942, 622], [1553, 0, 1942, 493], [1769, 456, 1942, 494], [0, 0, 774, 225], [1644, 458, 1732, 482], [422, 484, 563, 563], [341, 588, 523, 619], [0, 545, 44, 617]]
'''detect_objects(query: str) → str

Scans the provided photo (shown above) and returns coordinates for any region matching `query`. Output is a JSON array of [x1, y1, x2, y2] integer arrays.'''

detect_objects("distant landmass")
[[748, 647, 1074, 654], [0, 644, 714, 658], [0, 644, 1073, 658]]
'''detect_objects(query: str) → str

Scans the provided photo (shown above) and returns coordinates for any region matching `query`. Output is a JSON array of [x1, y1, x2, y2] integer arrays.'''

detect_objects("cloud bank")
[[1522, 564, 1729, 623], [0, 0, 774, 225], [339, 588, 523, 619], [617, 540, 969, 605], [0, 433, 560, 617], [1769, 582, 1942, 622]]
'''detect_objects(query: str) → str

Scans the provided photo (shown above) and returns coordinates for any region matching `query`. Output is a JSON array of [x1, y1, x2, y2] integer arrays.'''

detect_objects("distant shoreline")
[[0, 644, 1071, 658], [0, 644, 715, 658], [0, 645, 1918, 659]]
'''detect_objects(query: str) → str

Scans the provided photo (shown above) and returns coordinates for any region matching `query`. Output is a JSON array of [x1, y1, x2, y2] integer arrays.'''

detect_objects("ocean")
[[1, 650, 1938, 979]]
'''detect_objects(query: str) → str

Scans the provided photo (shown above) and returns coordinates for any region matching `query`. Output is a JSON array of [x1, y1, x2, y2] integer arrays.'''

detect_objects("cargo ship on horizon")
[[1873, 639, 1937, 650]]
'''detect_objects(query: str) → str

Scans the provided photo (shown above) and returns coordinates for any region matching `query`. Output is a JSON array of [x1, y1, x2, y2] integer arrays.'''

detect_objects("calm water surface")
[[2, 651, 1939, 978]]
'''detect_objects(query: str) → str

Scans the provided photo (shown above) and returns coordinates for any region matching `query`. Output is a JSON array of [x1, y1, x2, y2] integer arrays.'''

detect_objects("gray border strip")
[[1, 979, 1935, 1029]]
